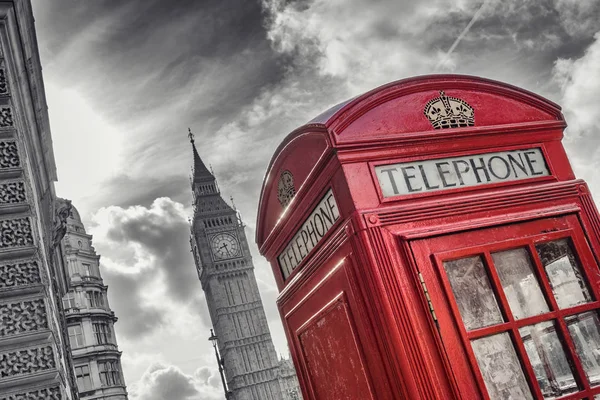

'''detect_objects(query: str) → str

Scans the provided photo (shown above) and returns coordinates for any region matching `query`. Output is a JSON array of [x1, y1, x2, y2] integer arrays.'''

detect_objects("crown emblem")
[[424, 90, 474, 129], [277, 170, 296, 208]]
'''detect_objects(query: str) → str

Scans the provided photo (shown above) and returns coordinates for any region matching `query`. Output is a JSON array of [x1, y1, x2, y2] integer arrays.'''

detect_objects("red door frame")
[[411, 214, 600, 400]]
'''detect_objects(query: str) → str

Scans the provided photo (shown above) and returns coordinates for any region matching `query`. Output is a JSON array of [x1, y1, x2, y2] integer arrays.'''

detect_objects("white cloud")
[[89, 198, 208, 337], [87, 198, 223, 390], [130, 363, 223, 400], [553, 32, 600, 198], [263, 0, 442, 92], [46, 84, 126, 216], [90, 198, 189, 274]]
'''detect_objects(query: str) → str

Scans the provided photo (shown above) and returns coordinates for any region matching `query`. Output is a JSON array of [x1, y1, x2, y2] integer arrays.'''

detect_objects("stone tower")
[[0, 1, 77, 398], [60, 204, 128, 399], [188, 133, 282, 400]]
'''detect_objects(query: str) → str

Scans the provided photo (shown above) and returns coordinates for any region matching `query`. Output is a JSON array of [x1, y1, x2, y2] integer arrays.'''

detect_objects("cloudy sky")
[[30, 0, 600, 399]]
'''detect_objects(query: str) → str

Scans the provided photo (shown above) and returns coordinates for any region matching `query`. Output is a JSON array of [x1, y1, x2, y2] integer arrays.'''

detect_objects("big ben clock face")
[[210, 233, 241, 260]]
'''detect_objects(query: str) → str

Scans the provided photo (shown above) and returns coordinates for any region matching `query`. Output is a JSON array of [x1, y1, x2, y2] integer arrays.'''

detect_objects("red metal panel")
[[282, 246, 395, 400], [256, 131, 331, 246], [298, 296, 373, 400], [331, 88, 560, 143]]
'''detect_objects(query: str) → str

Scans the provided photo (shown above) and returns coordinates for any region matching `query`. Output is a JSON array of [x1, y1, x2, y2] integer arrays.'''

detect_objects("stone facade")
[[188, 137, 301, 400], [277, 357, 302, 400], [60, 205, 128, 400], [0, 1, 77, 398]]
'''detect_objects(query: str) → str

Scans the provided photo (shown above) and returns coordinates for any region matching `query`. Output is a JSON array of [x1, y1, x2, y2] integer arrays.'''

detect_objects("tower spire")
[[188, 127, 213, 181]]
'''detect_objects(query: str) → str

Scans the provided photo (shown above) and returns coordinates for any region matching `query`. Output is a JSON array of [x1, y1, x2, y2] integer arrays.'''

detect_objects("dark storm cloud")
[[101, 199, 199, 303], [90, 198, 214, 339], [189, 295, 215, 329], [84, 174, 191, 211], [102, 270, 165, 338], [32, 0, 287, 209], [424, 0, 599, 69], [33, 0, 285, 127]]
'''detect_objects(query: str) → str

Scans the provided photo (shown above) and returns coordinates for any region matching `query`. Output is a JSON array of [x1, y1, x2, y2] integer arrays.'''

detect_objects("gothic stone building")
[[188, 135, 301, 400], [61, 205, 128, 399], [0, 0, 78, 398]]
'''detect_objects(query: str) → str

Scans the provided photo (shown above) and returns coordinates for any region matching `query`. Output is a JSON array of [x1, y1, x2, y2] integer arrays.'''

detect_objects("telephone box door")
[[411, 214, 600, 400]]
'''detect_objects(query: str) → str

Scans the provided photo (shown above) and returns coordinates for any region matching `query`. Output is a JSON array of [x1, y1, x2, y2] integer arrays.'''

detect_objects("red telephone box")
[[255, 75, 600, 400]]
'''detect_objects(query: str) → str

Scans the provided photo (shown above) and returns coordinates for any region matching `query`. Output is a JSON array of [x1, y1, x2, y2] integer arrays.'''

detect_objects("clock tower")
[[188, 131, 283, 400]]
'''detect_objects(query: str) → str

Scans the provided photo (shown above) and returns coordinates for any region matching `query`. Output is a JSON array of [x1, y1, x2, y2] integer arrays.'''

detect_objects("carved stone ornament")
[[52, 199, 72, 248], [0, 68, 8, 96], [0, 141, 19, 168], [0, 346, 55, 378], [277, 170, 296, 208], [0, 181, 26, 204], [0, 299, 48, 336], [424, 90, 474, 129], [0, 217, 34, 248], [0, 260, 40, 288], [0, 386, 61, 400], [0, 107, 12, 127]]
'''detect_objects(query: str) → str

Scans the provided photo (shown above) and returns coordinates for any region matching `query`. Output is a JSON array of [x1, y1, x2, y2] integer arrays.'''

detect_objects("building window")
[[99, 360, 122, 386], [63, 293, 77, 309], [86, 291, 104, 308], [82, 263, 100, 277], [93, 322, 113, 344], [68, 324, 85, 349], [75, 365, 92, 392]]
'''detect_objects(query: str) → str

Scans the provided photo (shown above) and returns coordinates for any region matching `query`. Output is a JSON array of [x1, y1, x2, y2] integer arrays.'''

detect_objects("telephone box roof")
[[267, 74, 562, 171], [256, 74, 564, 247]]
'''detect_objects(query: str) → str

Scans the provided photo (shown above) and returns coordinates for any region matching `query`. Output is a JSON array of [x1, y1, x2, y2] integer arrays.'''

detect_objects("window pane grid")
[[556, 316, 592, 393], [535, 238, 594, 310], [499, 245, 595, 397], [512, 326, 550, 399], [530, 238, 598, 394], [443, 235, 600, 400], [484, 252, 517, 323], [466, 303, 600, 340], [528, 243, 566, 314]]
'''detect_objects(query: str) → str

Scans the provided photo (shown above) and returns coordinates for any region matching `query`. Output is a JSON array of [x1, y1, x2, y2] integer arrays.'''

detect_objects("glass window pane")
[[535, 239, 593, 309], [444, 255, 504, 330], [471, 332, 533, 399], [519, 321, 579, 398], [565, 311, 600, 387], [492, 248, 550, 319]]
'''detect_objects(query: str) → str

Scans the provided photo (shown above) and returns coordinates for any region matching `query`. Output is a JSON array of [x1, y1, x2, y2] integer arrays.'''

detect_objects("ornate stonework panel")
[[0, 141, 19, 168], [0, 346, 55, 378], [0, 386, 61, 400], [0, 217, 34, 248], [0, 260, 41, 288], [0, 107, 13, 128], [0, 68, 8, 96], [0, 299, 47, 336], [0, 182, 26, 204]]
